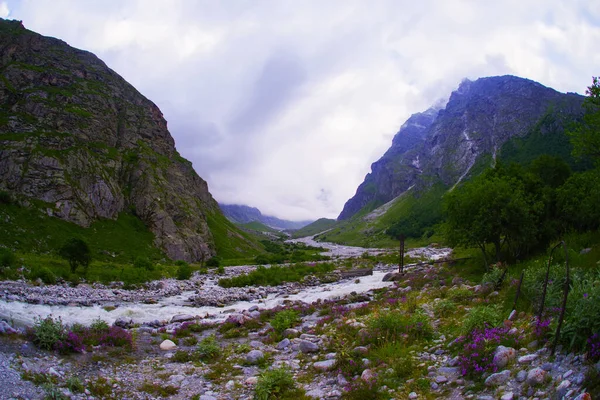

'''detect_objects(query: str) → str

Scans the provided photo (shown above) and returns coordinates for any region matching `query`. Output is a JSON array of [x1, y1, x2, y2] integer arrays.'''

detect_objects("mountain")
[[219, 203, 313, 230], [338, 75, 585, 221], [291, 218, 337, 238], [0, 19, 259, 262], [324, 76, 586, 246]]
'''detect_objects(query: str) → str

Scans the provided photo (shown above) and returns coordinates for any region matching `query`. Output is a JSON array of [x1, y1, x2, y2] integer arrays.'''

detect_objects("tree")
[[569, 77, 600, 161], [443, 168, 543, 267], [59, 238, 91, 274]]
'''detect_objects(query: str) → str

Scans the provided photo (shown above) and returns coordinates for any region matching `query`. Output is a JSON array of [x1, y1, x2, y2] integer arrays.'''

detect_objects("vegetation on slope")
[[291, 218, 337, 239]]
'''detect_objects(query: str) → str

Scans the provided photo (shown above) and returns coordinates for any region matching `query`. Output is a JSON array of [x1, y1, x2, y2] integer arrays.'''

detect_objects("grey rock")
[[485, 370, 511, 387], [494, 345, 516, 368], [409, 392, 418, 399], [114, 317, 134, 329], [313, 359, 336, 371], [306, 388, 326, 399], [361, 369, 375, 381], [170, 314, 195, 323], [516, 369, 528, 382], [245, 350, 264, 365], [526, 367, 546, 386], [276, 338, 291, 350], [556, 380, 571, 399], [500, 393, 513, 400], [518, 354, 538, 364], [435, 375, 448, 384], [540, 362, 553, 371], [299, 340, 319, 353], [283, 328, 300, 338]]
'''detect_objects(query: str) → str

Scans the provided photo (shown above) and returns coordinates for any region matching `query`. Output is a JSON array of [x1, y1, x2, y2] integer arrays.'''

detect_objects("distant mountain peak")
[[219, 203, 313, 230]]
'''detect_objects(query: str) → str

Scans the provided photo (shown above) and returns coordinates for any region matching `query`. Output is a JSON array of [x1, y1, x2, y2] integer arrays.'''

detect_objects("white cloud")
[[5, 0, 600, 220], [0, 2, 10, 18]]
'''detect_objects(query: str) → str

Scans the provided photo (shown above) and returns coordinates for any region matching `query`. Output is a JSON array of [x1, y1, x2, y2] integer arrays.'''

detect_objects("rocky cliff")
[[338, 75, 584, 220], [0, 19, 224, 261]]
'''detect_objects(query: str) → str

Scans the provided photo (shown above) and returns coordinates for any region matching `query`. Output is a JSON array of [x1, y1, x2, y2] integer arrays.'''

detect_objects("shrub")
[[0, 191, 11, 204], [587, 333, 600, 362], [176, 262, 193, 280], [0, 248, 16, 268], [196, 335, 220, 362], [31, 316, 65, 350], [270, 310, 298, 334], [453, 326, 520, 378], [366, 309, 433, 345], [206, 257, 220, 268], [461, 305, 502, 335], [433, 299, 456, 317], [560, 268, 600, 350], [55, 331, 84, 354], [133, 256, 154, 271], [219, 263, 335, 288], [254, 367, 298, 400], [30, 267, 56, 285], [481, 266, 504, 286], [66, 376, 85, 393], [58, 238, 91, 274], [447, 286, 474, 303]]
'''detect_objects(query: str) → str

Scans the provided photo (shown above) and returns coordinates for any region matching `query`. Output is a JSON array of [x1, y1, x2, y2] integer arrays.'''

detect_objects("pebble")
[[361, 369, 375, 381], [500, 392, 513, 400], [409, 392, 418, 399], [516, 370, 528, 382], [518, 354, 538, 364], [493, 346, 516, 368]]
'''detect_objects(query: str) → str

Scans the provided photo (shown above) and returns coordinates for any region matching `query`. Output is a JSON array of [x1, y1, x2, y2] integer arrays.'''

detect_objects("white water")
[[0, 270, 395, 327]]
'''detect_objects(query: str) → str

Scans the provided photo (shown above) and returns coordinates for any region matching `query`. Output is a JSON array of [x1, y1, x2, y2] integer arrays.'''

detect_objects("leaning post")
[[399, 234, 405, 274]]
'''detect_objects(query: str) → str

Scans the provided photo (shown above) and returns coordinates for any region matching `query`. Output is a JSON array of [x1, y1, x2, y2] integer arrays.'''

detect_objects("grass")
[[291, 218, 338, 238], [218, 262, 335, 288]]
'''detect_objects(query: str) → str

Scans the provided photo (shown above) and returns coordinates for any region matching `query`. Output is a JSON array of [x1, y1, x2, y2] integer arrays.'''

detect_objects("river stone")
[[508, 310, 517, 320], [353, 346, 369, 355], [283, 328, 300, 338], [160, 340, 177, 351], [246, 350, 264, 365], [199, 395, 218, 400], [361, 369, 375, 381], [0, 320, 18, 334], [299, 340, 319, 353], [245, 377, 258, 385], [435, 375, 448, 384], [409, 392, 418, 399], [500, 392, 513, 400], [484, 370, 511, 387], [313, 359, 336, 371], [306, 388, 326, 399], [114, 317, 134, 329], [516, 370, 528, 382], [556, 380, 571, 398], [170, 314, 195, 323], [493, 345, 516, 368], [518, 354, 538, 364], [527, 367, 546, 385], [277, 338, 291, 350], [382, 272, 402, 282]]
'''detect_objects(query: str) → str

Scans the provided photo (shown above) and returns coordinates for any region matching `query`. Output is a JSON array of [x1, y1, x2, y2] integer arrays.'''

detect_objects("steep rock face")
[[0, 19, 219, 261], [338, 75, 584, 220], [338, 106, 439, 220]]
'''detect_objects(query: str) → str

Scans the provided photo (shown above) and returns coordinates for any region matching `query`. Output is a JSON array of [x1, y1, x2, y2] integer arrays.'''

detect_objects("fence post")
[[551, 241, 570, 356], [398, 234, 405, 274], [512, 270, 525, 311]]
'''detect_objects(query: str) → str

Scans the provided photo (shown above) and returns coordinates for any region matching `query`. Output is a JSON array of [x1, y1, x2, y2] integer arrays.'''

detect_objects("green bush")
[[560, 268, 600, 350], [446, 286, 474, 303], [0, 191, 12, 204], [121, 267, 149, 288], [30, 267, 57, 285], [521, 261, 566, 313], [0, 248, 16, 268], [66, 376, 85, 393], [367, 309, 433, 345], [254, 367, 298, 400], [481, 266, 504, 286], [462, 305, 502, 335], [206, 256, 220, 268], [176, 262, 193, 280], [31, 316, 65, 350], [219, 263, 335, 288], [133, 256, 154, 271], [433, 299, 456, 317], [270, 310, 299, 334], [195, 335, 220, 362]]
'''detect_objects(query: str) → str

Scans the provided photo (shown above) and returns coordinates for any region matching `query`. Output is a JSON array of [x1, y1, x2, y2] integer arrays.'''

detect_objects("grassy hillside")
[[0, 202, 164, 263], [317, 184, 446, 248], [238, 221, 280, 234], [205, 210, 265, 261], [291, 218, 337, 238]]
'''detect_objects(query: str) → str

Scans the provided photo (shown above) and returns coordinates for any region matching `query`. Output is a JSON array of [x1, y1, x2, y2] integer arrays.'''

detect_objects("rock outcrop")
[[338, 75, 585, 220], [0, 19, 220, 261]]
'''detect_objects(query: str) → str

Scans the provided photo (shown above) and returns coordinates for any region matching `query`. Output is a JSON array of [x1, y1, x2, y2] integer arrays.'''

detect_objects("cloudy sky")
[[2, 1, 599, 221]]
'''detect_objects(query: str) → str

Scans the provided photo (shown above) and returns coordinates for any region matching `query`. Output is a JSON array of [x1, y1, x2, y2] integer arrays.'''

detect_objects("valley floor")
[[0, 245, 597, 400]]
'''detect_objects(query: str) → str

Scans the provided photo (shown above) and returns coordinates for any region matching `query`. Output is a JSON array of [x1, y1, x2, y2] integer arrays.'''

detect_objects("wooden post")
[[552, 241, 569, 356], [399, 234, 405, 274], [512, 271, 525, 311]]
